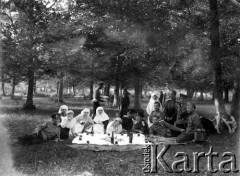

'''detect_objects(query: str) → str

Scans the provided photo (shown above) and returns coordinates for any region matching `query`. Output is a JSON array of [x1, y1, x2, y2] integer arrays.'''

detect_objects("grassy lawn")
[[0, 96, 239, 176]]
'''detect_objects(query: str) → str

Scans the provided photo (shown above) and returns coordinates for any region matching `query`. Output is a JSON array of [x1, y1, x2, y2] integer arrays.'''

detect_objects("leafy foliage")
[[2, 0, 240, 108]]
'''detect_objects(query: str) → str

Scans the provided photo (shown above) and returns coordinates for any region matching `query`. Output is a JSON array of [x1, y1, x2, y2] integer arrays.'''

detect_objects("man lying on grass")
[[18, 113, 62, 145]]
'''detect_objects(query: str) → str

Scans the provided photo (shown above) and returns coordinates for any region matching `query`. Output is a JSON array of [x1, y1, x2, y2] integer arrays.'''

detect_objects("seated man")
[[132, 112, 149, 134], [174, 109, 189, 130], [176, 102, 203, 143], [164, 90, 183, 137], [18, 113, 62, 145], [122, 109, 135, 131], [150, 116, 185, 137], [148, 102, 165, 128], [164, 90, 179, 124]]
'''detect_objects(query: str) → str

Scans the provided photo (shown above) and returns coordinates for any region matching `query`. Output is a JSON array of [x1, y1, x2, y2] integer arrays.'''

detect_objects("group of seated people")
[[18, 97, 206, 145], [144, 90, 206, 143], [121, 101, 200, 143]]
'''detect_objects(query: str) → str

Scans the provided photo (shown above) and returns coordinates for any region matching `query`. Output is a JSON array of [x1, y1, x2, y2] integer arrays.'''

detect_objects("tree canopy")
[[1, 0, 240, 114]]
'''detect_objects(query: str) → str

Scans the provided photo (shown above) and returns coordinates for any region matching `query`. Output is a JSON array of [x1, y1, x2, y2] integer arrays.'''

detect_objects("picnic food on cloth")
[[72, 133, 151, 145]]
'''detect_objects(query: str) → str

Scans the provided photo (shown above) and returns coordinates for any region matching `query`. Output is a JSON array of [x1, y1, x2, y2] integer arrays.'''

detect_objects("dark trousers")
[[93, 101, 100, 116], [176, 132, 194, 143], [171, 123, 187, 137], [19, 133, 43, 145], [120, 108, 128, 118], [165, 116, 178, 137], [102, 120, 109, 130], [60, 127, 70, 139]]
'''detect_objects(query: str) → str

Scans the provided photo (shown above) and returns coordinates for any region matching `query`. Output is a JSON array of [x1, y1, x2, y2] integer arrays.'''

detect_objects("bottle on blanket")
[[128, 132, 133, 143], [111, 132, 114, 144]]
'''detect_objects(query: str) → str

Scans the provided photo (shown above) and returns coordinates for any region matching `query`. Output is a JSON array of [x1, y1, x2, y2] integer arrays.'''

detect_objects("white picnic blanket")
[[68, 134, 184, 151], [72, 133, 151, 145]]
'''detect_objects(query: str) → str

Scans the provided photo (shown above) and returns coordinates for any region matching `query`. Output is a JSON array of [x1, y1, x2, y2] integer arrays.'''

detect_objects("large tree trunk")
[[90, 80, 94, 99], [24, 70, 35, 109], [90, 58, 95, 100], [231, 69, 240, 123], [58, 72, 64, 103], [112, 54, 123, 107], [134, 77, 141, 109], [209, 0, 226, 115]]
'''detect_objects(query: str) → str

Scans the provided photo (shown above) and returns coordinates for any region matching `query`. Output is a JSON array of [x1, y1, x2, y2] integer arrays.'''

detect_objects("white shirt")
[[60, 116, 68, 127]]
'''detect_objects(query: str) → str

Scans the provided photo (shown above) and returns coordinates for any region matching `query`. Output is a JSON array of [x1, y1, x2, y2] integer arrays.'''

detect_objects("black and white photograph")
[[0, 0, 240, 175]]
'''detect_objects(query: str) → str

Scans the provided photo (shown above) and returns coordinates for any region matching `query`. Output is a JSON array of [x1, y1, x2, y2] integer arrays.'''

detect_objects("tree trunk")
[[90, 80, 94, 99], [57, 81, 59, 97], [0, 39, 4, 96], [116, 81, 120, 106], [186, 87, 194, 100], [113, 89, 117, 107], [104, 83, 110, 96], [113, 82, 120, 107], [82, 88, 85, 95], [11, 77, 15, 96], [113, 55, 123, 107], [33, 78, 36, 94], [193, 92, 197, 98], [231, 83, 239, 118], [211, 90, 215, 101], [121, 81, 125, 90], [134, 77, 141, 109], [58, 72, 64, 103], [231, 69, 240, 123], [24, 70, 35, 109], [72, 86, 76, 96], [209, 0, 226, 115], [140, 84, 143, 99], [1, 72, 5, 95], [90, 57, 95, 100], [1, 82, 5, 96], [224, 87, 229, 103], [200, 89, 204, 101]]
